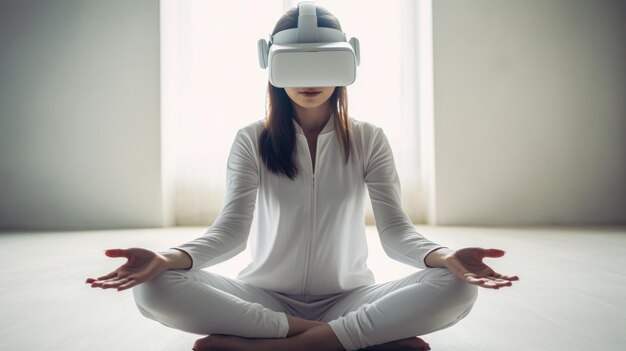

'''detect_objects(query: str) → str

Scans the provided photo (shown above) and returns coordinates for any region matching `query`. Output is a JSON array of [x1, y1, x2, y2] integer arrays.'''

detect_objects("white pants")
[[132, 267, 478, 350]]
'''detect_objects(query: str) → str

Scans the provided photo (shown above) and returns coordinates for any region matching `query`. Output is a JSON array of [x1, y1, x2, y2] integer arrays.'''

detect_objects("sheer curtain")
[[161, 0, 428, 225]]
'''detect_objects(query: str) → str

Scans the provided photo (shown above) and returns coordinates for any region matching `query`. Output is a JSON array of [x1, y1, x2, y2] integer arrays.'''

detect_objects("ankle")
[[289, 323, 344, 351], [286, 315, 326, 337]]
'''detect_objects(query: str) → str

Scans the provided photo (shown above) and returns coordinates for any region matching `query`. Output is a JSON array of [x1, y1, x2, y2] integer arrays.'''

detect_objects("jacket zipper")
[[301, 136, 318, 294]]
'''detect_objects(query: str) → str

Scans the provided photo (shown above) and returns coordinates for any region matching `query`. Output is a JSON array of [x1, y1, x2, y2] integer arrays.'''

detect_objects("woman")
[[86, 4, 519, 351]]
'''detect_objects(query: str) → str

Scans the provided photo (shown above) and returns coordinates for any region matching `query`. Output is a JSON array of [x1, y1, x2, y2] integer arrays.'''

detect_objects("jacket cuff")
[[423, 246, 450, 268]]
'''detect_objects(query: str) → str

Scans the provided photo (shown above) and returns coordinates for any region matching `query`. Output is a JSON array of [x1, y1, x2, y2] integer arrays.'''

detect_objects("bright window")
[[162, 0, 428, 225]]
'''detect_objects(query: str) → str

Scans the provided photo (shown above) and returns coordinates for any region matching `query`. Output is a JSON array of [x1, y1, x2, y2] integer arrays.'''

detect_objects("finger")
[[90, 275, 126, 288], [489, 281, 511, 289], [480, 275, 515, 287], [485, 276, 513, 285], [90, 281, 105, 288], [94, 272, 118, 281], [117, 279, 138, 291], [491, 272, 520, 281], [481, 248, 506, 258], [466, 276, 507, 289], [91, 279, 114, 288], [471, 280, 497, 289], [483, 278, 515, 289], [483, 283, 500, 289], [104, 249, 132, 259], [492, 281, 512, 288], [465, 276, 486, 285], [102, 278, 129, 288], [473, 279, 501, 289], [101, 277, 132, 289], [90, 274, 124, 287], [502, 274, 519, 281]]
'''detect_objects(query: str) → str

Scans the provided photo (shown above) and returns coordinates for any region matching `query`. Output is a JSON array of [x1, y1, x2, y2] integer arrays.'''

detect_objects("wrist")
[[156, 250, 174, 270], [424, 247, 455, 268], [158, 248, 192, 270]]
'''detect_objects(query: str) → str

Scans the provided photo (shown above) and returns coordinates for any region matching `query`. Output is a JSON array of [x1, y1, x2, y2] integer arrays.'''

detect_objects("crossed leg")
[[322, 267, 479, 350], [132, 268, 477, 351], [191, 267, 477, 350]]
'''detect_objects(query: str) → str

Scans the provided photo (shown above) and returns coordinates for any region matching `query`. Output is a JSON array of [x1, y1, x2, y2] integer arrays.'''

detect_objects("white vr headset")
[[257, 1, 360, 88]]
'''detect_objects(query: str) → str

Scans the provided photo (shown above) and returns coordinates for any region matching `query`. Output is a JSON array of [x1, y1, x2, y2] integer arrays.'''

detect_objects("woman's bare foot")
[[361, 336, 431, 350], [193, 334, 274, 351], [192, 334, 430, 351], [192, 334, 302, 351], [193, 334, 249, 351]]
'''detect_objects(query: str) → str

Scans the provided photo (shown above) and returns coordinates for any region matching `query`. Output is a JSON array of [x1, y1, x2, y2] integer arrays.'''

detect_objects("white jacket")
[[172, 115, 446, 295]]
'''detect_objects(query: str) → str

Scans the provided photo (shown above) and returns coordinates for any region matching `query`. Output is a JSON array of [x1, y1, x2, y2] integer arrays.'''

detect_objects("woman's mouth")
[[299, 91, 321, 98]]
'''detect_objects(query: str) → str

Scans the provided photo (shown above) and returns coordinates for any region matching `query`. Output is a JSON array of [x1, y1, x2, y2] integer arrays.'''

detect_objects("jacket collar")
[[293, 114, 336, 135]]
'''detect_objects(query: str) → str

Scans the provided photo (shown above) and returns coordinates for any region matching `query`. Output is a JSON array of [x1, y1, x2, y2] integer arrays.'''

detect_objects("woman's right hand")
[[85, 248, 169, 292]]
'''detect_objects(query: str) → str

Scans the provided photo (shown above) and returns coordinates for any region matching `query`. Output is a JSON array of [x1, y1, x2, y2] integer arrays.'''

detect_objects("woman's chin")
[[296, 101, 324, 109]]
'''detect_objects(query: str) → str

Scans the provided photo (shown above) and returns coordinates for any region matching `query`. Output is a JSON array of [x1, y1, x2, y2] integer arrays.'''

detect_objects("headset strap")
[[295, 1, 319, 43], [271, 27, 346, 45]]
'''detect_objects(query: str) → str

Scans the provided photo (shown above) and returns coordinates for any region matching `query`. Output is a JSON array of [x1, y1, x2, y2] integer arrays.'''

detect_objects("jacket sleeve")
[[170, 129, 259, 270], [364, 126, 447, 269]]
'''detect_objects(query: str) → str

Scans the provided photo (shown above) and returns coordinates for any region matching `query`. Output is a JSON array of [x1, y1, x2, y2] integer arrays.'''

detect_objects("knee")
[[440, 270, 478, 327], [132, 270, 188, 318], [446, 270, 478, 311], [411, 268, 478, 331], [430, 268, 479, 309]]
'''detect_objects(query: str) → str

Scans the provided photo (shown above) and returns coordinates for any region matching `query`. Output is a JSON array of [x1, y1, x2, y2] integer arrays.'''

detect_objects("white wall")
[[2, 0, 624, 230], [0, 0, 165, 231], [432, 0, 626, 226]]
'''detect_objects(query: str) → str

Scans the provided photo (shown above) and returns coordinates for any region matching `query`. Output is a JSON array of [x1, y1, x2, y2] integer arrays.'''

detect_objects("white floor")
[[1, 225, 625, 350]]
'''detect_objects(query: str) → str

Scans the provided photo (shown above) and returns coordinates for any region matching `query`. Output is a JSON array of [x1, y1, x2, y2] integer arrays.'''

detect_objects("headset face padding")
[[257, 1, 360, 87]]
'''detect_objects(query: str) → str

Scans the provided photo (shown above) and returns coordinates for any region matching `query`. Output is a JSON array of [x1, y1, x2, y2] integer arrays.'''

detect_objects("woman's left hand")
[[443, 247, 519, 289]]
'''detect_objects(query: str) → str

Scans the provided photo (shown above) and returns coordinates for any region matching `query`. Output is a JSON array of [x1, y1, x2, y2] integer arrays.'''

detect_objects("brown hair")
[[259, 5, 351, 180]]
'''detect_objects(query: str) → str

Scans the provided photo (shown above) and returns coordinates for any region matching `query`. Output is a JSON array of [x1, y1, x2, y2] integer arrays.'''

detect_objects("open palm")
[[85, 248, 168, 291], [444, 247, 519, 289]]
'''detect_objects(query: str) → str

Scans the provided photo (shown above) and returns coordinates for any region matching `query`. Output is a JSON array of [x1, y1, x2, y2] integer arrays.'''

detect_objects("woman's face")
[[284, 87, 335, 109]]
